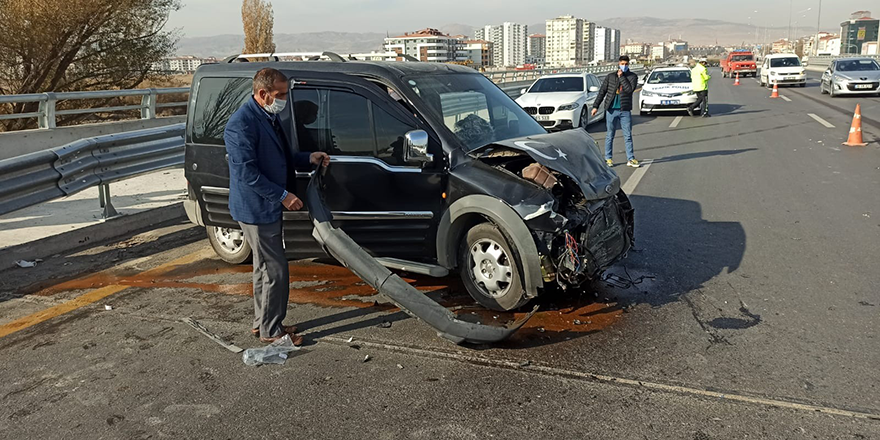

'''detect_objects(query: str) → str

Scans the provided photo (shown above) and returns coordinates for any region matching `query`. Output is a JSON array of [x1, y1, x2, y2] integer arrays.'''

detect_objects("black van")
[[184, 57, 634, 311]]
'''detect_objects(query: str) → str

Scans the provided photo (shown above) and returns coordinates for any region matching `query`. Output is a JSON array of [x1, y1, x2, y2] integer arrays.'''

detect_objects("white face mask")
[[263, 96, 287, 114]]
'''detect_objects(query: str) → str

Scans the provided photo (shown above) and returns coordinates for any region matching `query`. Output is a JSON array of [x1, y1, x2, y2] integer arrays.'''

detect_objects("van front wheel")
[[459, 223, 529, 311]]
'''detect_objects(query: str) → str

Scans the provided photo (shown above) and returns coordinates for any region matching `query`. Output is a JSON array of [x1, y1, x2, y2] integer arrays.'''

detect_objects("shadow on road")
[[650, 148, 757, 164], [298, 195, 746, 351]]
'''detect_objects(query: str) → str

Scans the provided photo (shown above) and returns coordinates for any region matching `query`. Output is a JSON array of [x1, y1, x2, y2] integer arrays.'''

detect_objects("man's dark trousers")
[[239, 220, 288, 337], [690, 90, 709, 115]]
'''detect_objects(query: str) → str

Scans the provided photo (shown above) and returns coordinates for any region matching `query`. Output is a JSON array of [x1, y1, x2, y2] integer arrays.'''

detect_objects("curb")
[[0, 202, 186, 270]]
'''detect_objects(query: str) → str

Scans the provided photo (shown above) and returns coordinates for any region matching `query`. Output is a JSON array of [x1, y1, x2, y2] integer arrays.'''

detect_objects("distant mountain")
[[176, 18, 831, 57], [176, 31, 387, 57], [592, 17, 823, 46], [531, 17, 823, 46]]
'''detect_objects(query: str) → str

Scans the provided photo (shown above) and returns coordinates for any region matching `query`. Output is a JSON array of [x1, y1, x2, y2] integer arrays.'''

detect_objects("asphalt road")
[[1, 68, 879, 439]]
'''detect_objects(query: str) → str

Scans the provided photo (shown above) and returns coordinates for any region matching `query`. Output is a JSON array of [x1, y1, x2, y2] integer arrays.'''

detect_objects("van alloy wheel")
[[206, 226, 253, 264], [470, 238, 513, 297]]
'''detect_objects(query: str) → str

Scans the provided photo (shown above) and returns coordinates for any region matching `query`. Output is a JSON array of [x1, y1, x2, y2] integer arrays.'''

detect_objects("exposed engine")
[[480, 148, 634, 291]]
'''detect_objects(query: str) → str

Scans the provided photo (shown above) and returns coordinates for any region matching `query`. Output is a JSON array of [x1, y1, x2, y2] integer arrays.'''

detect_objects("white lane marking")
[[669, 116, 683, 128], [320, 336, 880, 421], [780, 95, 792, 102], [808, 113, 836, 128], [620, 159, 653, 195]]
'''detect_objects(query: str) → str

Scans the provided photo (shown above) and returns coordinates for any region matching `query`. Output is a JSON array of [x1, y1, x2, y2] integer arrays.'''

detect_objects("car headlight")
[[800, 70, 805, 75], [557, 102, 579, 111], [683, 90, 695, 96], [770, 71, 777, 76], [640, 91, 656, 97]]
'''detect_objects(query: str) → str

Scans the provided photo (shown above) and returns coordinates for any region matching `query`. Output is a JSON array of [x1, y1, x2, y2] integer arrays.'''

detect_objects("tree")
[[0, 0, 181, 130], [242, 0, 276, 54]]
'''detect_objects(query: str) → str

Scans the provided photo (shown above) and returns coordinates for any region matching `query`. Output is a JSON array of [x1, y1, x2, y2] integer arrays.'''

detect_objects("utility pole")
[[814, 0, 822, 56]]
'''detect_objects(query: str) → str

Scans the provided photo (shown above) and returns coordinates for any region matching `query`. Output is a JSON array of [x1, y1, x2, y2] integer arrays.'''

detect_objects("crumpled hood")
[[470, 129, 621, 201]]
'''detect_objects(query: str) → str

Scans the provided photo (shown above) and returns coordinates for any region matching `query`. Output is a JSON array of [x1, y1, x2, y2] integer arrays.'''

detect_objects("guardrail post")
[[98, 183, 120, 219], [141, 88, 158, 119], [38, 93, 56, 129]]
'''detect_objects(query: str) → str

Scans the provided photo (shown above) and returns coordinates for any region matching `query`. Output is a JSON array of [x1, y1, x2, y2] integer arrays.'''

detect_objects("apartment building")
[[384, 28, 468, 63], [527, 34, 546, 65], [475, 22, 528, 67], [461, 40, 494, 68], [594, 27, 621, 62], [544, 15, 595, 67]]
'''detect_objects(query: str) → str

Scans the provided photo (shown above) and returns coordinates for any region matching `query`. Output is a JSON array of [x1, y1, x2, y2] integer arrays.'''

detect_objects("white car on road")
[[516, 73, 603, 131], [759, 53, 806, 88], [638, 66, 698, 115]]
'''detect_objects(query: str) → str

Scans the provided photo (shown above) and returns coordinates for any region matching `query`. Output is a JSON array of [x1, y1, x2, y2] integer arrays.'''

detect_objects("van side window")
[[292, 87, 415, 165], [191, 77, 252, 145]]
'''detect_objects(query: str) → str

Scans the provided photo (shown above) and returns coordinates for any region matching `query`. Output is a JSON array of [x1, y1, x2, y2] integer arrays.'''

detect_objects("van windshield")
[[404, 73, 547, 152], [770, 57, 801, 68]]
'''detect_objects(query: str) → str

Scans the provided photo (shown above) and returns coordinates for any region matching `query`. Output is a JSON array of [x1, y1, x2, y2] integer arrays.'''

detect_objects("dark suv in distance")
[[184, 57, 634, 311]]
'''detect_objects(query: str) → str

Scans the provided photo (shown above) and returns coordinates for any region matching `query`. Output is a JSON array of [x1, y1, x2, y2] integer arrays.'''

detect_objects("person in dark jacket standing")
[[591, 55, 640, 168], [224, 68, 330, 345]]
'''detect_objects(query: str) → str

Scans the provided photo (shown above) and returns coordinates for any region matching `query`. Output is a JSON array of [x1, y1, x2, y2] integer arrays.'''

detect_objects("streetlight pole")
[[814, 0, 822, 56], [788, 0, 793, 43]]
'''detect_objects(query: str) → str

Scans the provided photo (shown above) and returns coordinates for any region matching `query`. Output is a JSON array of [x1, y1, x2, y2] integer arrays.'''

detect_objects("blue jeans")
[[605, 109, 635, 161]]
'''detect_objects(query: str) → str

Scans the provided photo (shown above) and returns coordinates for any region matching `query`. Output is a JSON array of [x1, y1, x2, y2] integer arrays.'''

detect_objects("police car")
[[637, 66, 698, 116]]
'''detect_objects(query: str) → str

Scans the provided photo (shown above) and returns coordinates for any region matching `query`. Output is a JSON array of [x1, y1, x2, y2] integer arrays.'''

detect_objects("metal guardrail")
[[485, 64, 644, 84], [0, 88, 188, 129], [0, 123, 184, 217], [807, 54, 880, 67]]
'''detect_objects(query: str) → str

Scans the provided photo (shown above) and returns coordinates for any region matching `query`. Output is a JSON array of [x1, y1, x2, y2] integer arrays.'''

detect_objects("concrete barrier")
[[0, 116, 186, 161]]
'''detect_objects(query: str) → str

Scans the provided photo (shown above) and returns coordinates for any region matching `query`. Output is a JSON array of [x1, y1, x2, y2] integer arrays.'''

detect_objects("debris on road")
[[242, 334, 301, 366], [519, 360, 531, 367], [363, 355, 371, 363], [182, 317, 244, 354], [396, 364, 404, 369], [104, 305, 113, 311], [15, 259, 39, 268], [376, 321, 392, 329]]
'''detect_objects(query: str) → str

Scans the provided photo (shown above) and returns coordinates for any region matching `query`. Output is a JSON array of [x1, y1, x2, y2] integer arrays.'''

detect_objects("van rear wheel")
[[207, 226, 252, 264], [459, 223, 528, 312]]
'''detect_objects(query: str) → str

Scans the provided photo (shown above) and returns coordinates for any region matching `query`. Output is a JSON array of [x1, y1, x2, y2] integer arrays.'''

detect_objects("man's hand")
[[282, 193, 304, 211], [309, 152, 330, 167], [591, 108, 598, 117], [617, 69, 623, 77]]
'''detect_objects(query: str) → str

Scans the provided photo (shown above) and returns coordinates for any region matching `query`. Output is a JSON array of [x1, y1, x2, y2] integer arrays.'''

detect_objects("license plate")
[[661, 100, 680, 105], [535, 115, 550, 121], [855, 84, 873, 89]]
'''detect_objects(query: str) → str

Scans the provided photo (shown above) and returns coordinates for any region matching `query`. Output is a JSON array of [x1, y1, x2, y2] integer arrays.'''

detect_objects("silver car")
[[820, 58, 880, 97]]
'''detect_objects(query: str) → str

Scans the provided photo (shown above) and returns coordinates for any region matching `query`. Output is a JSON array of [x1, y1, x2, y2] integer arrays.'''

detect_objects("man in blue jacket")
[[224, 68, 329, 345]]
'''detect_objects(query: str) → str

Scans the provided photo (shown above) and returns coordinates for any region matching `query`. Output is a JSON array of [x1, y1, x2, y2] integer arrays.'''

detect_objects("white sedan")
[[638, 67, 699, 115], [516, 73, 603, 131]]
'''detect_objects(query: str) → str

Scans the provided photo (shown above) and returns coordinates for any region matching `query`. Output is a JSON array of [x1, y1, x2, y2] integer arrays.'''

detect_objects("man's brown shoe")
[[251, 325, 298, 337], [259, 333, 304, 346]]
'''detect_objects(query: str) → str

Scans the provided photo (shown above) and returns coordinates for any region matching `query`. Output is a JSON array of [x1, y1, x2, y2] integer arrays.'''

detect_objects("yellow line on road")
[[0, 285, 129, 338], [0, 249, 209, 339]]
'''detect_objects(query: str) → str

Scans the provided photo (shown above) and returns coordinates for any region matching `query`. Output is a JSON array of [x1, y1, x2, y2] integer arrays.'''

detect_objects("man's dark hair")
[[619, 55, 630, 63], [252, 68, 288, 95]]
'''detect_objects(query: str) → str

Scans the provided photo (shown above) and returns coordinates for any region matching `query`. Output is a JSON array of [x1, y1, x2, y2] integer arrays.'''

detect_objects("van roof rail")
[[225, 51, 418, 63]]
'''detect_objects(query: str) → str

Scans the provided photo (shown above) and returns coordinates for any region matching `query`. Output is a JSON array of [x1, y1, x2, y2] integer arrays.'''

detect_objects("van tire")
[[207, 226, 253, 264], [459, 223, 529, 311]]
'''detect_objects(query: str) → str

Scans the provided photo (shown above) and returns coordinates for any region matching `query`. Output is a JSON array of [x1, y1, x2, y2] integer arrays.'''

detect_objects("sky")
[[166, 0, 867, 37]]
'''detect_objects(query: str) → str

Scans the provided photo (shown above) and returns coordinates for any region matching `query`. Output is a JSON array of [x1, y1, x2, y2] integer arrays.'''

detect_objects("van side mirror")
[[404, 130, 433, 165]]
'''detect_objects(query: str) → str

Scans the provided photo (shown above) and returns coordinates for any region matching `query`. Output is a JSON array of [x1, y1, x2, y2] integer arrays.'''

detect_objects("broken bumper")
[[307, 165, 537, 345]]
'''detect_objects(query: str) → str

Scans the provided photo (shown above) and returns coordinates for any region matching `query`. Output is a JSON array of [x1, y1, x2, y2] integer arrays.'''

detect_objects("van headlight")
[[640, 91, 656, 97], [770, 71, 777, 76], [557, 102, 579, 111]]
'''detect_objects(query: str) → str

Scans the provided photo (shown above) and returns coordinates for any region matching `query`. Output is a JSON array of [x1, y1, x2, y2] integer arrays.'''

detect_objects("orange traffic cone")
[[734, 72, 741, 86], [769, 82, 779, 98], [843, 104, 868, 147]]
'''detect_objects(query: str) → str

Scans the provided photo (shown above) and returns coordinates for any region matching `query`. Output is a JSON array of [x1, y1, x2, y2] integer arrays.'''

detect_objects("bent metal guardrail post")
[[0, 123, 185, 217]]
